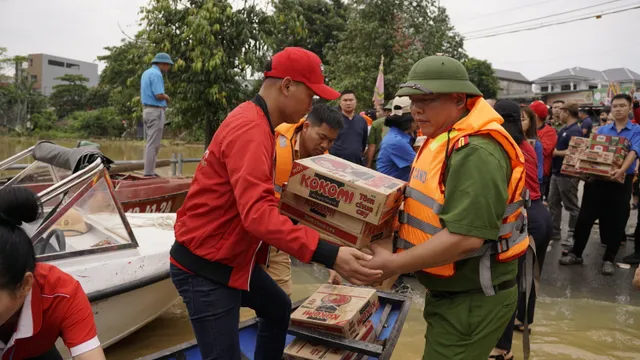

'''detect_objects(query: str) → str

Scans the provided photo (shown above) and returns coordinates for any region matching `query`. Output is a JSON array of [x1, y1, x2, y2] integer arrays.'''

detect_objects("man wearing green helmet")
[[366, 100, 394, 169], [364, 55, 529, 359]]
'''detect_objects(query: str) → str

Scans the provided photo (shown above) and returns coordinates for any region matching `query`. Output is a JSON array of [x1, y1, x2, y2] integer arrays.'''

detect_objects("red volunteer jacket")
[[536, 124, 558, 177], [2, 264, 99, 360], [519, 141, 541, 201], [171, 96, 338, 290]]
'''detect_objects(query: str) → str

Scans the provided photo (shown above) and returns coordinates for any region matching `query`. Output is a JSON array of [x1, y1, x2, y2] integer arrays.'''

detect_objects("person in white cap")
[[376, 96, 416, 181]]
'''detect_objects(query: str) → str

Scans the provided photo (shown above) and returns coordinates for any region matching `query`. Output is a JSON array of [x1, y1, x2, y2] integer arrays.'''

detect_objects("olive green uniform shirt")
[[367, 118, 390, 169], [416, 135, 518, 292]]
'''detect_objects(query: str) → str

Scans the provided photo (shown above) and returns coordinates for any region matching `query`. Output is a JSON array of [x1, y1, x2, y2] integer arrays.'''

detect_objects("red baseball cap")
[[264, 47, 340, 101], [529, 101, 548, 120]]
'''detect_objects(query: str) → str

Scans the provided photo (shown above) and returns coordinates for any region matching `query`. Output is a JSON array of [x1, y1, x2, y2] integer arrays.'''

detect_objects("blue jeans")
[[170, 264, 291, 360]]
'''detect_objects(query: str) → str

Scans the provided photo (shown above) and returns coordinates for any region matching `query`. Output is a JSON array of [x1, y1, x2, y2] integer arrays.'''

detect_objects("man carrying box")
[[170, 47, 382, 360], [548, 102, 583, 246], [362, 55, 530, 360], [267, 103, 344, 296], [560, 93, 640, 275]]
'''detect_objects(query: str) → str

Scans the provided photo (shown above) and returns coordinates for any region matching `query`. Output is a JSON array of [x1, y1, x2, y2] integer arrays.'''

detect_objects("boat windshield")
[[25, 168, 138, 262]]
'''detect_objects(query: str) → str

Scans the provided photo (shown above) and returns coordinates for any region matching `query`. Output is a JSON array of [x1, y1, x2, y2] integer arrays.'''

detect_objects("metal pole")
[[177, 153, 183, 176], [171, 153, 177, 176]]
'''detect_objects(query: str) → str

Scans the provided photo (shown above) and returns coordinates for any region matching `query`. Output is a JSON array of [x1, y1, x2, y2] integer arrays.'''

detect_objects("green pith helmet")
[[396, 55, 482, 97], [383, 100, 394, 110]]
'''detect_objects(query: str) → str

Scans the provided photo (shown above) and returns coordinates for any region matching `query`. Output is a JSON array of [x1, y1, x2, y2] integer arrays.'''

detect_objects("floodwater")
[[2, 138, 640, 360]]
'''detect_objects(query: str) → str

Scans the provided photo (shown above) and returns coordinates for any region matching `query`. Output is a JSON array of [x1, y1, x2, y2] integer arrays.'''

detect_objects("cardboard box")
[[283, 320, 375, 360], [588, 144, 628, 156], [290, 284, 379, 339], [561, 164, 584, 178], [563, 154, 580, 166], [578, 149, 625, 167], [575, 160, 624, 183], [589, 134, 631, 149], [568, 136, 590, 148], [280, 191, 396, 248], [287, 155, 406, 225]]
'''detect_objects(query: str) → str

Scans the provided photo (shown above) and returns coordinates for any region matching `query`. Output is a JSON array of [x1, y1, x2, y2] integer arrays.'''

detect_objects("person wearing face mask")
[[170, 48, 382, 360], [376, 96, 418, 182], [268, 103, 344, 295], [0, 187, 105, 360]]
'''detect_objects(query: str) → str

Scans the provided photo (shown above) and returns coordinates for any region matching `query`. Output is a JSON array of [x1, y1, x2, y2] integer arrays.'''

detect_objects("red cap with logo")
[[264, 47, 340, 101], [529, 100, 549, 120]]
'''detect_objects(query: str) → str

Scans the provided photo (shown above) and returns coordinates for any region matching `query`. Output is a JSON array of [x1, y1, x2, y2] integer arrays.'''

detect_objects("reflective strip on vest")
[[405, 187, 443, 215], [274, 183, 283, 194], [398, 211, 441, 236]]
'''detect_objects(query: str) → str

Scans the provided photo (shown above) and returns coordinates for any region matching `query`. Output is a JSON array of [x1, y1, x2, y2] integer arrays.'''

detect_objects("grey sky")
[[1, 0, 638, 81]]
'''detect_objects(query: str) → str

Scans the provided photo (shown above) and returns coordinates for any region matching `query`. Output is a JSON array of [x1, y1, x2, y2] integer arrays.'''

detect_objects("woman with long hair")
[[0, 186, 105, 360], [489, 100, 552, 360], [521, 106, 544, 186]]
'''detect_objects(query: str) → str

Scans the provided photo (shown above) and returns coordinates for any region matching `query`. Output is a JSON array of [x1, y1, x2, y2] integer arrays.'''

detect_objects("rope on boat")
[[125, 215, 176, 230]]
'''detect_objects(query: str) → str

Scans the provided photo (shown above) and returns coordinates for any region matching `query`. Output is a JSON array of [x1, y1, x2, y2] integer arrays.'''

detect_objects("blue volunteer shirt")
[[581, 117, 593, 138], [376, 127, 415, 182], [596, 120, 640, 174], [534, 140, 544, 184], [140, 65, 167, 107], [552, 122, 583, 176]]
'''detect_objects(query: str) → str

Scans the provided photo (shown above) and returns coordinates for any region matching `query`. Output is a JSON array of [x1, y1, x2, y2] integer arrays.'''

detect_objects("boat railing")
[[0, 146, 35, 171], [38, 158, 104, 204]]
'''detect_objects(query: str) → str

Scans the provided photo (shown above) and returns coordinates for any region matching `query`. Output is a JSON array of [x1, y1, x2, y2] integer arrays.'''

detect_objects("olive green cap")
[[396, 55, 482, 97], [383, 100, 394, 110]]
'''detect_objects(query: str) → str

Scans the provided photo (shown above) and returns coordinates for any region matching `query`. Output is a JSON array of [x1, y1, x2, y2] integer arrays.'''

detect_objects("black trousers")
[[571, 174, 634, 262], [495, 199, 551, 351], [541, 175, 551, 201]]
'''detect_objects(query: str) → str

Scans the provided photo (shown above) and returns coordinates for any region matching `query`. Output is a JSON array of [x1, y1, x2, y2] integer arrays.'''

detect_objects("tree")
[[0, 77, 48, 133], [463, 58, 499, 99], [325, 0, 465, 109], [85, 87, 111, 110], [49, 74, 90, 118], [270, 0, 347, 64], [140, 0, 279, 147], [68, 107, 125, 138]]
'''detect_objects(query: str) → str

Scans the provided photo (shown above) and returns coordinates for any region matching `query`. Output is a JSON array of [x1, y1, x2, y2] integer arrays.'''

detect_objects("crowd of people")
[[4, 47, 640, 360]]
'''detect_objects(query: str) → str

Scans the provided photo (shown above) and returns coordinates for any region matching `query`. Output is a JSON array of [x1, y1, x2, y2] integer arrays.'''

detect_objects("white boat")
[[0, 143, 179, 357]]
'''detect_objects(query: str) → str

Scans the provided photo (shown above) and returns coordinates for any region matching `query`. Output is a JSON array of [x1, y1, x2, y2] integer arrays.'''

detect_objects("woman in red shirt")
[[490, 100, 552, 360], [0, 187, 105, 360]]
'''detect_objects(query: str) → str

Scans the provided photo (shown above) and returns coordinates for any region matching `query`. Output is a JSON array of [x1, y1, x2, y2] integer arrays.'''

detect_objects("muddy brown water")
[[2, 138, 640, 360]]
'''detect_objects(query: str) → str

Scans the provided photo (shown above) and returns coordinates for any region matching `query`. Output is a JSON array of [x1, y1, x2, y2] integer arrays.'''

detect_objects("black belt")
[[143, 105, 165, 109], [427, 278, 516, 299]]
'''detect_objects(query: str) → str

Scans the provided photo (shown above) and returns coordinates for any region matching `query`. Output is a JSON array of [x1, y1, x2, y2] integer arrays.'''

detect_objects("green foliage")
[[50, 74, 90, 118], [325, 0, 465, 109], [85, 87, 111, 110], [140, 0, 277, 146], [270, 0, 347, 63], [67, 107, 125, 138], [0, 77, 48, 133], [463, 58, 499, 99], [30, 109, 57, 131]]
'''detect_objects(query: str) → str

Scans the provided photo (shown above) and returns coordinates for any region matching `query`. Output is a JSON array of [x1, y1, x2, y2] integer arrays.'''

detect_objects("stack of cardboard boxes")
[[285, 284, 379, 360], [561, 134, 630, 183], [281, 154, 406, 249]]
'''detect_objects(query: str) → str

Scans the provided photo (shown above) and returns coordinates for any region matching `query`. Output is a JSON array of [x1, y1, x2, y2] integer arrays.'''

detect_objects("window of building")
[[31, 75, 37, 82], [66, 63, 80, 70], [561, 84, 571, 91], [589, 85, 598, 90], [28, 58, 33, 66], [572, 84, 577, 90], [541, 86, 549, 92], [47, 59, 65, 67]]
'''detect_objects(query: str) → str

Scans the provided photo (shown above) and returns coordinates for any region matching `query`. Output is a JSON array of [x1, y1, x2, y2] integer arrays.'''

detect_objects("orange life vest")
[[273, 119, 306, 198], [397, 97, 530, 296]]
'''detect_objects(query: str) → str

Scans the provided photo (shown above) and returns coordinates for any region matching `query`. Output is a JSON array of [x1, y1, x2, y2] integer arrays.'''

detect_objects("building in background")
[[27, 54, 98, 96], [494, 69, 533, 101]]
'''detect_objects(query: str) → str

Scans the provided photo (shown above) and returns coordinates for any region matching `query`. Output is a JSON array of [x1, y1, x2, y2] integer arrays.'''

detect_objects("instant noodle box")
[[578, 149, 625, 167], [286, 154, 406, 225], [563, 154, 580, 166], [589, 134, 631, 149], [290, 284, 379, 339], [283, 320, 375, 360], [568, 136, 590, 148], [560, 164, 583, 178], [575, 160, 624, 183], [279, 191, 395, 248]]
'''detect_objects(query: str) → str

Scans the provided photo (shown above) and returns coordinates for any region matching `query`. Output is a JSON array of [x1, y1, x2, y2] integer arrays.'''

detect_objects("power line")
[[461, 0, 627, 36], [464, 5, 640, 40], [458, 0, 557, 22]]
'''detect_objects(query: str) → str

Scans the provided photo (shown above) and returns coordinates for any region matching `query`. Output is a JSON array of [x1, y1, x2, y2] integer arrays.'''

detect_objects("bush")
[[30, 109, 57, 132], [67, 107, 126, 138]]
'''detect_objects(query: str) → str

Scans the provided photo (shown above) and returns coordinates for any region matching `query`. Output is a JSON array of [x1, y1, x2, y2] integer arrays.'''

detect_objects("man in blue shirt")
[[140, 52, 173, 176], [548, 102, 583, 247], [376, 97, 415, 181], [329, 91, 369, 165], [561, 93, 640, 274], [579, 108, 593, 137]]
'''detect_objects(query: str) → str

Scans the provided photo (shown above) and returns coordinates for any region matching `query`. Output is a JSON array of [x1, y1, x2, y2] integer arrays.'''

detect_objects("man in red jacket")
[[531, 101, 558, 201], [170, 47, 382, 360]]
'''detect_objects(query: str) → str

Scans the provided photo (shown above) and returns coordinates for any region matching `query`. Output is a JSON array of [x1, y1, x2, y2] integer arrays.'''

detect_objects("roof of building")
[[494, 68, 531, 83], [534, 66, 640, 83]]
